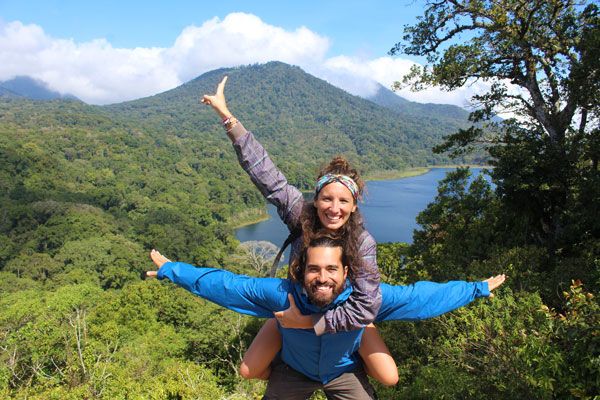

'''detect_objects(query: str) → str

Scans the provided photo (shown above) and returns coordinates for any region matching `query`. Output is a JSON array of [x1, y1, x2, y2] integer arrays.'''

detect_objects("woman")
[[201, 76, 399, 385]]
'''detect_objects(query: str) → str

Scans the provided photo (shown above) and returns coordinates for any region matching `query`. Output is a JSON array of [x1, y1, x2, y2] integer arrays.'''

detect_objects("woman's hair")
[[296, 156, 366, 281], [316, 156, 365, 200], [289, 230, 359, 282]]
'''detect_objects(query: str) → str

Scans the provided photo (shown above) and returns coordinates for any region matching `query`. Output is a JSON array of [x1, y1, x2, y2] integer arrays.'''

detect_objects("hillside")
[[367, 83, 471, 122], [0, 85, 23, 99], [1, 61, 594, 399], [0, 76, 78, 101], [106, 62, 481, 180]]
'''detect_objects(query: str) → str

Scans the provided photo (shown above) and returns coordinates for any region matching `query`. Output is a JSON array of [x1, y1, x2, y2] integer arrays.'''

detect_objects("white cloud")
[[0, 20, 179, 104], [166, 13, 330, 83], [0, 13, 487, 107], [0, 14, 329, 104], [317, 55, 490, 108]]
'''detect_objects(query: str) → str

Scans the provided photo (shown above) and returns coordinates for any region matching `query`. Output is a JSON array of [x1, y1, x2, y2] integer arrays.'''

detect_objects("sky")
[[0, 0, 488, 106]]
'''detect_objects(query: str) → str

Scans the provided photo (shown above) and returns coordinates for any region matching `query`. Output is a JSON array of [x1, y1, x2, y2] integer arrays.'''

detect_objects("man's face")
[[303, 245, 348, 308]]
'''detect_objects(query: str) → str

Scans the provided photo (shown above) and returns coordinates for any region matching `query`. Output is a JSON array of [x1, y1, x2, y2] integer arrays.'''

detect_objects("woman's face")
[[314, 182, 357, 231]]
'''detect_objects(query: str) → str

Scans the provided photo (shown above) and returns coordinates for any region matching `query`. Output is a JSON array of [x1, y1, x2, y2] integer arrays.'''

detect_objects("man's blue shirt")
[[157, 262, 489, 383]]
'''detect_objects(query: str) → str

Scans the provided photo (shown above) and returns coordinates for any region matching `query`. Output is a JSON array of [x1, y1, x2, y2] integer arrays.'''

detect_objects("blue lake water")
[[235, 168, 489, 256]]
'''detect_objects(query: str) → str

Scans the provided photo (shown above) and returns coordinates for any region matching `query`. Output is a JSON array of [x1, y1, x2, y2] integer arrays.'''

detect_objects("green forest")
[[1, 1, 598, 399]]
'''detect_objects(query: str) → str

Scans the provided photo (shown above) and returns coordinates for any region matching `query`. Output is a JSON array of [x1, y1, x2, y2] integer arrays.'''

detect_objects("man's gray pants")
[[262, 362, 377, 400]]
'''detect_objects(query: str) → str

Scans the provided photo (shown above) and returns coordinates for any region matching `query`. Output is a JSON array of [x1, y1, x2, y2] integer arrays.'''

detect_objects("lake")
[[235, 168, 489, 256]]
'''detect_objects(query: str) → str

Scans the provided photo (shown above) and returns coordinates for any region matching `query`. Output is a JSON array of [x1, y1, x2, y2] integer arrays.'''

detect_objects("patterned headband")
[[315, 174, 359, 200]]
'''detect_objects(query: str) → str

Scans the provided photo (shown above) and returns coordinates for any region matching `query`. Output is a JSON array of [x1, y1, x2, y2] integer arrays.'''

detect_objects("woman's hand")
[[274, 294, 314, 329], [145, 249, 171, 278], [484, 274, 506, 298], [201, 76, 232, 120]]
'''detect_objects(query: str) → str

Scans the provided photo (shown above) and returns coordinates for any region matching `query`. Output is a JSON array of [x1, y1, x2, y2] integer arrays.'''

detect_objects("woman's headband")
[[315, 174, 359, 200]]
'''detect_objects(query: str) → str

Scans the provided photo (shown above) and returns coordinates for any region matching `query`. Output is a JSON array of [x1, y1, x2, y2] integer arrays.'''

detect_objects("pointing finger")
[[217, 76, 228, 94]]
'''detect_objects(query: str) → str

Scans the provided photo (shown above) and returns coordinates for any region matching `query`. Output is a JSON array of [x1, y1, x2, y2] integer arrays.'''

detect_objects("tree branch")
[[521, 50, 560, 141]]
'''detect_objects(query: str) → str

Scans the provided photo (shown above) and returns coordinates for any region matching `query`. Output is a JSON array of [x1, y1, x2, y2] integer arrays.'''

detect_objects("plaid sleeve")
[[232, 127, 304, 231]]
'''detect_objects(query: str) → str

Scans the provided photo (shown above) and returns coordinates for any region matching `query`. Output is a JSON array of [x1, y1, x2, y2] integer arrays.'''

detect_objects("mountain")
[[0, 76, 78, 101], [0, 85, 24, 99], [367, 84, 471, 121], [106, 62, 478, 178]]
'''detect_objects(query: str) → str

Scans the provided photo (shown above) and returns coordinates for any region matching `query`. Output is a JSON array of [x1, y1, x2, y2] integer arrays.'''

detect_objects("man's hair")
[[289, 230, 357, 282]]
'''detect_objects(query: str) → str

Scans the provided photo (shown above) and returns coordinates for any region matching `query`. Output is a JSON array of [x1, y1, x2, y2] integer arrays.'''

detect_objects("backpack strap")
[[269, 229, 301, 277]]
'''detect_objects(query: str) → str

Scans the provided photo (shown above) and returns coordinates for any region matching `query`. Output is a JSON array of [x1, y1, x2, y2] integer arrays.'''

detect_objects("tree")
[[4, 252, 62, 282], [391, 0, 599, 253], [232, 241, 279, 277], [410, 168, 501, 281]]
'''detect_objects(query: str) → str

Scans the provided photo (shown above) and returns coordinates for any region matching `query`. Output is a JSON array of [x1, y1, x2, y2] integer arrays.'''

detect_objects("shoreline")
[[233, 165, 492, 229], [365, 167, 430, 181], [428, 164, 493, 169], [365, 164, 492, 182], [230, 210, 270, 229]]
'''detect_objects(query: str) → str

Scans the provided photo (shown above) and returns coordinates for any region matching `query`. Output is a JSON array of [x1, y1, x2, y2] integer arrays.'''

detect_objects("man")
[[147, 234, 505, 399]]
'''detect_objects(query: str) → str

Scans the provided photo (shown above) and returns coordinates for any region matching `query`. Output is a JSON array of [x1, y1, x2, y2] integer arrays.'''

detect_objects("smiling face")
[[314, 182, 357, 232], [303, 245, 348, 308]]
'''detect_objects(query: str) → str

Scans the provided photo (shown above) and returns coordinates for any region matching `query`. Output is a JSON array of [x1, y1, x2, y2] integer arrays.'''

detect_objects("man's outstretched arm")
[[147, 250, 290, 318], [376, 275, 506, 322]]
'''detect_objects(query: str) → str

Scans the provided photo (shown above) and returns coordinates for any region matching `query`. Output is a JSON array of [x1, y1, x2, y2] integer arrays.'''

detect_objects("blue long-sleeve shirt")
[[157, 261, 489, 383]]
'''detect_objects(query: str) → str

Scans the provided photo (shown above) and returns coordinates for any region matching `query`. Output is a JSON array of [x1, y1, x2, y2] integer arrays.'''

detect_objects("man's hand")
[[145, 249, 171, 278], [200, 76, 232, 120], [484, 274, 506, 298], [274, 294, 314, 329]]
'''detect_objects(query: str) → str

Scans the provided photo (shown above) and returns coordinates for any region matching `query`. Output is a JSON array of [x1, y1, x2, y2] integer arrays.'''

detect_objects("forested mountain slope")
[[367, 83, 471, 122], [106, 61, 481, 182], [1, 0, 597, 395]]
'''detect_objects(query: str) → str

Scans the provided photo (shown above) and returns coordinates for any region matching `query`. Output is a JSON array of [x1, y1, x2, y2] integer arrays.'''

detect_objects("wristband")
[[223, 116, 239, 132]]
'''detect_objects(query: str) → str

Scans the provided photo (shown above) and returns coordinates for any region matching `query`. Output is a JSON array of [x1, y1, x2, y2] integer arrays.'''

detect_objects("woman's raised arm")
[[201, 76, 304, 231]]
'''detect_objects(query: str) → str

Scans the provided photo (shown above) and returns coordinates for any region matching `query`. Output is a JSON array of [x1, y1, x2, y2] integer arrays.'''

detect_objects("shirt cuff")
[[479, 281, 490, 297], [156, 261, 175, 280], [312, 313, 327, 336], [228, 121, 248, 142]]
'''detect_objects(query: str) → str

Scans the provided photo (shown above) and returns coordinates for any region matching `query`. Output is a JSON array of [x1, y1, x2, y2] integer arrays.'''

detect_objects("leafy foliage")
[[377, 240, 598, 399]]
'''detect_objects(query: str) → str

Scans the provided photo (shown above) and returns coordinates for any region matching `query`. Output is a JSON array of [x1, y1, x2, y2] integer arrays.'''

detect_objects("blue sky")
[[0, 0, 485, 105], [1, 1, 422, 57]]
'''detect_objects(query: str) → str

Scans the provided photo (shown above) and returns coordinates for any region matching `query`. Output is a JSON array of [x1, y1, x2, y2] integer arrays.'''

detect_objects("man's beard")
[[306, 281, 345, 308]]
